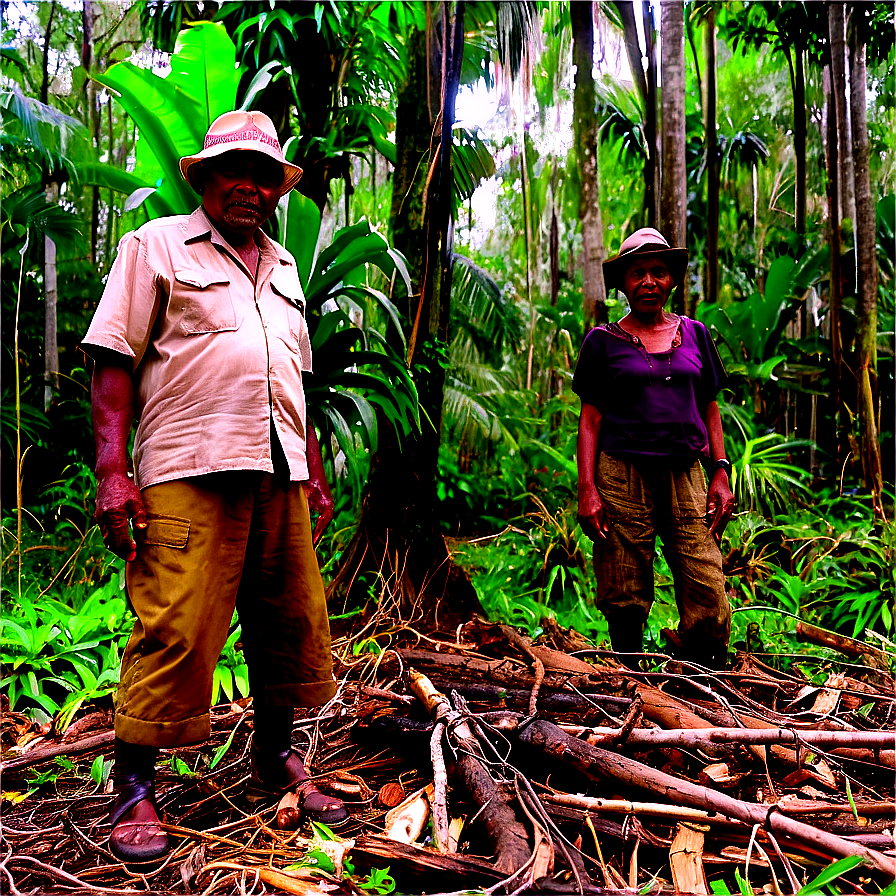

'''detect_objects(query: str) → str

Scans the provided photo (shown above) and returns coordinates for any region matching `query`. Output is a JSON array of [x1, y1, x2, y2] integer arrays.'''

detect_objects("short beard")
[[223, 206, 261, 229]]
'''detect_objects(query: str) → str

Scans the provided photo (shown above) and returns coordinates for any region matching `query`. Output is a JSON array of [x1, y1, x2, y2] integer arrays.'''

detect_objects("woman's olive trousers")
[[592, 453, 731, 661]]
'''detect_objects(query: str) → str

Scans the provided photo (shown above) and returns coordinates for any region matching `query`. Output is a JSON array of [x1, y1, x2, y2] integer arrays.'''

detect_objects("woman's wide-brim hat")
[[603, 227, 689, 292], [179, 111, 303, 196]]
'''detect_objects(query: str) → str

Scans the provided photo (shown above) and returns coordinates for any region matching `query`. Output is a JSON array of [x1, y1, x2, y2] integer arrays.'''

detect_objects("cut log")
[[669, 823, 709, 895], [516, 719, 896, 877], [276, 792, 301, 831]]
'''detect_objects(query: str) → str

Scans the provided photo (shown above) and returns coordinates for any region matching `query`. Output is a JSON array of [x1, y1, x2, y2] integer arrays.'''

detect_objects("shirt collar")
[[184, 206, 293, 267]]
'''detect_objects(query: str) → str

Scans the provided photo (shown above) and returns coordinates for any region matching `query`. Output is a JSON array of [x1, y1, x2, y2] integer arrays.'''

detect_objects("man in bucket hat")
[[82, 111, 347, 863], [573, 227, 735, 670]]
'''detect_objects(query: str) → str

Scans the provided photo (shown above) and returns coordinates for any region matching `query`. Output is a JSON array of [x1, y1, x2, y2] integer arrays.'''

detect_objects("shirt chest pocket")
[[173, 269, 239, 335], [270, 277, 313, 371]]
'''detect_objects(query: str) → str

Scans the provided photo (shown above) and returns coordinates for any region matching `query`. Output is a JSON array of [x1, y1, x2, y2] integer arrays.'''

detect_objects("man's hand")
[[578, 488, 610, 541], [96, 471, 146, 561], [303, 475, 334, 545], [706, 470, 735, 544], [303, 420, 333, 545]]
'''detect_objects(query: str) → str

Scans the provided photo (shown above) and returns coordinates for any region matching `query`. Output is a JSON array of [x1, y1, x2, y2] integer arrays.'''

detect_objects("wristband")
[[712, 458, 732, 477]]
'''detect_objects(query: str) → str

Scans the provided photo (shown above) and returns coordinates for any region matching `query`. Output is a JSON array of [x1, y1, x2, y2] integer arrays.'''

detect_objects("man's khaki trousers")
[[116, 472, 336, 748]]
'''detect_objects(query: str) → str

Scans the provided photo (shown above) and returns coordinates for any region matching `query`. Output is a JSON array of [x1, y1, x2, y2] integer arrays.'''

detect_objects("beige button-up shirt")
[[84, 207, 314, 489]]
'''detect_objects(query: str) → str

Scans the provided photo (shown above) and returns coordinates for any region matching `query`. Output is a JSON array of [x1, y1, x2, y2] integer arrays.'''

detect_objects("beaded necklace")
[[602, 318, 683, 387]]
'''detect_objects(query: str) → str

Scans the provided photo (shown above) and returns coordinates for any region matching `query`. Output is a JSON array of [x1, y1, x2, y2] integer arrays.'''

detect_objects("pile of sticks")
[[1, 618, 893, 894]]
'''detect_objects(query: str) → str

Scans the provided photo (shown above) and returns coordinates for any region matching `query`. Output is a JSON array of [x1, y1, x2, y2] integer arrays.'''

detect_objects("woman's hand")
[[706, 469, 735, 544], [578, 488, 610, 541]]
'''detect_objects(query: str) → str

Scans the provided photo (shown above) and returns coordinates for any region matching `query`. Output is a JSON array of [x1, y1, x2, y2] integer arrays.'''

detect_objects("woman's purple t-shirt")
[[572, 317, 727, 461]]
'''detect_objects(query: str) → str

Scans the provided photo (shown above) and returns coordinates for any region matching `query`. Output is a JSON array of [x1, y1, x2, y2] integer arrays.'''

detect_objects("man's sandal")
[[246, 748, 349, 828], [108, 773, 170, 863]]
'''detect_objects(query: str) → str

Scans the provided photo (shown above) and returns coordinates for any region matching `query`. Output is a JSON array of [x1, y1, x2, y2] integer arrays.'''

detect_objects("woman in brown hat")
[[573, 228, 735, 668]]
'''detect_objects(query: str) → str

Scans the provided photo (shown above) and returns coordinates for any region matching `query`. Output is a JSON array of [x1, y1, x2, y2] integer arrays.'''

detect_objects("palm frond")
[[451, 254, 522, 365], [0, 83, 84, 170]]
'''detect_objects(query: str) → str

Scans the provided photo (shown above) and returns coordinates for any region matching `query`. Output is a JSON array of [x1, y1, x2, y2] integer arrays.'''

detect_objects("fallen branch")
[[517, 719, 896, 877], [408, 669, 531, 875], [796, 621, 891, 667], [560, 725, 896, 750], [1, 731, 115, 773]]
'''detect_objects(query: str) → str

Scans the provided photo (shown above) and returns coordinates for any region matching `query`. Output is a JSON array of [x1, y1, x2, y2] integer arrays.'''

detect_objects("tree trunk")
[[659, 0, 687, 315], [849, 7, 884, 515], [42, 1, 59, 411], [82, 0, 101, 266], [793, 39, 807, 237], [703, 8, 719, 313], [327, 3, 482, 630], [43, 184, 59, 411], [572, 0, 607, 329], [828, 2, 856, 229], [642, 0, 660, 228]]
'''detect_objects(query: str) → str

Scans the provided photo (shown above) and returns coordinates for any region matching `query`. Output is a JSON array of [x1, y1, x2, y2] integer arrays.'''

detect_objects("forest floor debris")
[[1, 618, 894, 895]]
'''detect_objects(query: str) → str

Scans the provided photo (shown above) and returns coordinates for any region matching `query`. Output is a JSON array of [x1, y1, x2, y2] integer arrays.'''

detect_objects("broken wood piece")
[[517, 718, 896, 877], [430, 721, 451, 854], [698, 762, 748, 789], [669, 822, 709, 895], [276, 791, 301, 831], [811, 672, 847, 716], [198, 862, 334, 895], [384, 785, 432, 845]]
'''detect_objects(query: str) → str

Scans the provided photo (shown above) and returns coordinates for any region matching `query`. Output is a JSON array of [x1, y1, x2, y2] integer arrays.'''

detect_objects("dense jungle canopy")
[[1, 0, 894, 752]]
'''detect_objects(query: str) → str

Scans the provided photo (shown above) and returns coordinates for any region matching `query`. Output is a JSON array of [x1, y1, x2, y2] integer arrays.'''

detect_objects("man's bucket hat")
[[179, 111, 302, 196], [603, 227, 689, 292]]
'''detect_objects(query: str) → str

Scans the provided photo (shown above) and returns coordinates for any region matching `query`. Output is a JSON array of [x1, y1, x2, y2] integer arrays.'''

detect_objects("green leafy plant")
[[92, 22, 239, 217], [211, 616, 249, 706]]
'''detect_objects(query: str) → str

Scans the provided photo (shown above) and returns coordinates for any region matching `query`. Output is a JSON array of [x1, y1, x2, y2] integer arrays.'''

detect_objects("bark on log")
[[517, 719, 896, 877], [454, 753, 532, 875], [351, 833, 505, 887], [430, 680, 632, 714], [392, 648, 624, 694]]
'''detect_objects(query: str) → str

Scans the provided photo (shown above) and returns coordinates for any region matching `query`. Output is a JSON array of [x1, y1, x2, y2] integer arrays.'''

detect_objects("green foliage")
[[94, 21, 240, 217], [302, 220, 420, 498], [729, 490, 894, 658], [0, 549, 130, 724], [211, 617, 249, 707]]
